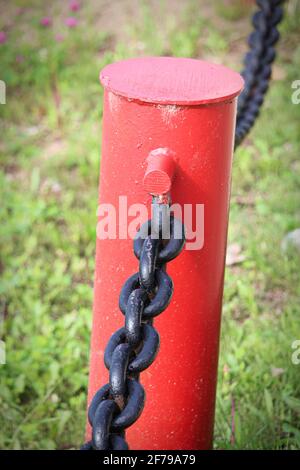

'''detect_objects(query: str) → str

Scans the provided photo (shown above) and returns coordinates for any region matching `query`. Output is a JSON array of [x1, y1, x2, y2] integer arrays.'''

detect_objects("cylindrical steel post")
[[87, 57, 243, 449]]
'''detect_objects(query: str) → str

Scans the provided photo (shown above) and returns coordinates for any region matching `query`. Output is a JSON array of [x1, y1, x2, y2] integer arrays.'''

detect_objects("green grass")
[[0, 0, 300, 450]]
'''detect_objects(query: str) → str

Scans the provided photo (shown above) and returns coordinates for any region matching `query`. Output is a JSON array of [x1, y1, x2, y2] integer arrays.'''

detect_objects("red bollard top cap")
[[100, 56, 243, 106]]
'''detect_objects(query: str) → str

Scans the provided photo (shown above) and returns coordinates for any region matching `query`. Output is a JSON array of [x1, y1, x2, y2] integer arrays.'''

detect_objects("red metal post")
[[87, 57, 243, 449]]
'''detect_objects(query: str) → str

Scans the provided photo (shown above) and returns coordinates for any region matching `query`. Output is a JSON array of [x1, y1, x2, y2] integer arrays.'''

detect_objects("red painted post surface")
[[87, 57, 243, 449]]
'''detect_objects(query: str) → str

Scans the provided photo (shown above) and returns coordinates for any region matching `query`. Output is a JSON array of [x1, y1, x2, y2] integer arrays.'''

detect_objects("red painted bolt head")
[[143, 147, 176, 195]]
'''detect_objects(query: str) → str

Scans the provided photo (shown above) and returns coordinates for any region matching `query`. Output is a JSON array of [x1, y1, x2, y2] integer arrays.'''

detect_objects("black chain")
[[235, 0, 284, 147], [82, 198, 185, 450]]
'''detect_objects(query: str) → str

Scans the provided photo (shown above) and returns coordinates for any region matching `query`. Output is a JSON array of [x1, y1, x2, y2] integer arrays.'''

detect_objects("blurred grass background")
[[0, 0, 300, 450]]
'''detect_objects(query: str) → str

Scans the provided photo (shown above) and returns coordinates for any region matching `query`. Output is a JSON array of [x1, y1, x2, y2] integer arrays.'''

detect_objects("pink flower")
[[16, 7, 26, 16], [69, 1, 80, 12], [55, 34, 64, 42], [40, 17, 52, 27], [65, 17, 78, 28], [0, 31, 7, 44]]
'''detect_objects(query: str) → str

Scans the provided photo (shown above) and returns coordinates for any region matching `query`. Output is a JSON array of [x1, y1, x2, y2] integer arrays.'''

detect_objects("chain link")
[[235, 0, 284, 147], [82, 199, 185, 450]]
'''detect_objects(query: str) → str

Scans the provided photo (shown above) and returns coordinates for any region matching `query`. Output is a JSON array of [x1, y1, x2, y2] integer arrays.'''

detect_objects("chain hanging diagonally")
[[235, 0, 285, 148], [82, 152, 185, 450]]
